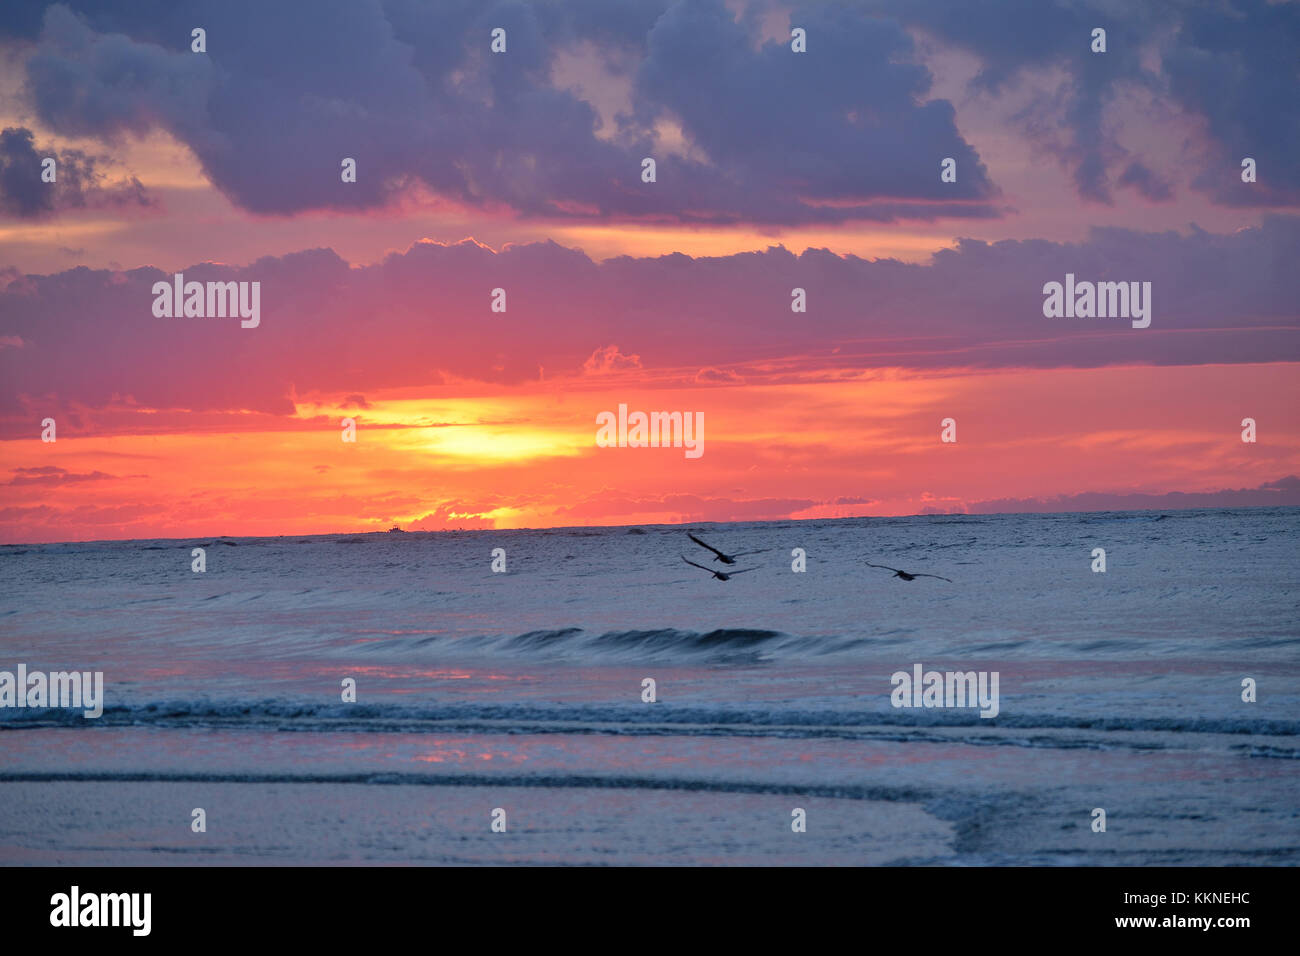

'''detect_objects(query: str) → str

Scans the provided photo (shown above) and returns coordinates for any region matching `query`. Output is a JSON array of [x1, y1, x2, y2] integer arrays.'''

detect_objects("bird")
[[681, 555, 758, 581], [688, 532, 771, 565], [866, 562, 952, 583]]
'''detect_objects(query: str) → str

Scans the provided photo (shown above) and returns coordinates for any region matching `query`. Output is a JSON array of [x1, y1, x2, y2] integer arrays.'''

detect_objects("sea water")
[[1, 509, 1297, 865]]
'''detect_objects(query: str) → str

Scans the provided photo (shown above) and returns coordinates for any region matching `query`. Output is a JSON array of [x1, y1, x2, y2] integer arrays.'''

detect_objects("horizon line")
[[7, 501, 1298, 548]]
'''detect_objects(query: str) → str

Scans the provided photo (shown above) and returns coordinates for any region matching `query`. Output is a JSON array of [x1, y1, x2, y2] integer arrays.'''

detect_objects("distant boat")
[[388, 526, 405, 533]]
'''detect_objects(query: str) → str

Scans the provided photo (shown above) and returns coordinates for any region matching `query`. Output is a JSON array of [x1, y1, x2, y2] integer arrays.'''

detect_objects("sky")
[[0, 0, 1297, 543]]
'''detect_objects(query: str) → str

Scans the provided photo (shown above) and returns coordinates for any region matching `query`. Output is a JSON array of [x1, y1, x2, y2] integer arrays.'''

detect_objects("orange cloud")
[[2, 362, 1296, 542]]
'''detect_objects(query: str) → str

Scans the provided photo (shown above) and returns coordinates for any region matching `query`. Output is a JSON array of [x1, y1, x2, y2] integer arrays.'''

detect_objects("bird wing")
[[911, 573, 952, 582], [865, 563, 903, 574], [688, 533, 728, 558], [681, 555, 713, 573], [728, 567, 759, 575], [733, 548, 772, 557]]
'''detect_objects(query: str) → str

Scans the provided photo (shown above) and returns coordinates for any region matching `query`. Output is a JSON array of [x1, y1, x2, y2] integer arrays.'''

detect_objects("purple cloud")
[[0, 126, 152, 218], [9, 0, 1000, 223], [0, 215, 1295, 437]]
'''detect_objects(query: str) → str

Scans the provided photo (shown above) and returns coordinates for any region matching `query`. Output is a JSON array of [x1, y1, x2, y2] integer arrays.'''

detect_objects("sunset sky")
[[1, 0, 1297, 543]]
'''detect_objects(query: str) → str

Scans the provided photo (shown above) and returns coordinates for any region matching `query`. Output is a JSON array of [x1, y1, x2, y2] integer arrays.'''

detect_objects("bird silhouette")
[[682, 555, 758, 581], [866, 562, 952, 583], [688, 532, 770, 565]]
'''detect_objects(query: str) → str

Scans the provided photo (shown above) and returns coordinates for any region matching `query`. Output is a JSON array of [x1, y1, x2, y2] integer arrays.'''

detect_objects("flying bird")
[[866, 563, 952, 583], [681, 556, 758, 581], [688, 532, 770, 565]]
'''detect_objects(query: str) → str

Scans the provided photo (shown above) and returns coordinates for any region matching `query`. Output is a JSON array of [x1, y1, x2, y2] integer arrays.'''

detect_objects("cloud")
[[553, 491, 817, 522], [883, 0, 1300, 206], [8, 0, 999, 224], [1166, 0, 1300, 207], [0, 216, 1295, 435], [6, 1, 1296, 215], [628, 0, 1001, 217], [1117, 161, 1173, 203], [5, 465, 121, 485], [0, 126, 153, 218], [583, 344, 642, 374], [971, 476, 1300, 513], [694, 366, 743, 384], [410, 501, 498, 530]]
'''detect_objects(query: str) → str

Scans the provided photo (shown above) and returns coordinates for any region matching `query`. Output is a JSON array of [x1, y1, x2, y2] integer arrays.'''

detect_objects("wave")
[[355, 627, 888, 664], [3, 699, 1295, 754], [0, 769, 935, 800], [342, 624, 1300, 664]]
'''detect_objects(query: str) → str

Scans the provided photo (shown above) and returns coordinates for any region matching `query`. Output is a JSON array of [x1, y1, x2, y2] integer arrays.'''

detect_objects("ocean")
[[1, 508, 1297, 865]]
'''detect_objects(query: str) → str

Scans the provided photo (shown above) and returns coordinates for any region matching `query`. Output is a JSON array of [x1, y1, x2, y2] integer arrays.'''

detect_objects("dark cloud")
[[1166, 0, 1300, 207], [9, 0, 1000, 223], [0, 125, 152, 218], [1118, 161, 1173, 203], [878, 0, 1157, 203], [6, 1, 1296, 212], [629, 0, 1000, 215], [881, 0, 1300, 206]]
